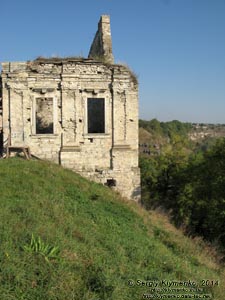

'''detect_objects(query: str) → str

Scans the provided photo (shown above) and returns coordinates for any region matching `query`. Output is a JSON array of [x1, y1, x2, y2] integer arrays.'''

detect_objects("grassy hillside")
[[0, 158, 224, 299]]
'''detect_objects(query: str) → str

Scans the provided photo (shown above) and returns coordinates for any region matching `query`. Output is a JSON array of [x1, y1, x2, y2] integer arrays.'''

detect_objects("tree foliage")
[[141, 137, 225, 249], [139, 119, 192, 140]]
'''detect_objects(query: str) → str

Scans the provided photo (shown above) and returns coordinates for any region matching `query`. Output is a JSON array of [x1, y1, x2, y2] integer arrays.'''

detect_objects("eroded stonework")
[[0, 15, 140, 200]]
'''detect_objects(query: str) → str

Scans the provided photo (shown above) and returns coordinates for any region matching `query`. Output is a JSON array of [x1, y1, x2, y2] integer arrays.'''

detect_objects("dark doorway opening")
[[105, 179, 116, 187]]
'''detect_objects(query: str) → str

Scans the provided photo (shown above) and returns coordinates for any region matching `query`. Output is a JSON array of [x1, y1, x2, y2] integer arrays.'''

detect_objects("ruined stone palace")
[[0, 15, 140, 200]]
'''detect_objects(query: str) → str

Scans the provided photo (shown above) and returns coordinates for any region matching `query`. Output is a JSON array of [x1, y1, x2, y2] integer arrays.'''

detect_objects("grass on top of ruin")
[[0, 158, 224, 299]]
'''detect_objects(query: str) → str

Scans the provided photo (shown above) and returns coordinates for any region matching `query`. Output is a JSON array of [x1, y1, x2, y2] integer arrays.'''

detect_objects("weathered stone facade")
[[0, 15, 140, 200]]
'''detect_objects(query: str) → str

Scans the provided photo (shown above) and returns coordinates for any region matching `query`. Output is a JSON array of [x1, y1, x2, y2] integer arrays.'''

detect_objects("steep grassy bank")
[[0, 158, 224, 299]]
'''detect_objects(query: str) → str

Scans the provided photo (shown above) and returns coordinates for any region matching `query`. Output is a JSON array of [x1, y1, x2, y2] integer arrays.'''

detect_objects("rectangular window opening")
[[36, 97, 53, 134], [88, 98, 105, 134]]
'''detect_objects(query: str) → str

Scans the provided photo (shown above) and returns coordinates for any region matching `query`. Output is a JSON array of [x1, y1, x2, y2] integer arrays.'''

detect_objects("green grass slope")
[[0, 158, 224, 299]]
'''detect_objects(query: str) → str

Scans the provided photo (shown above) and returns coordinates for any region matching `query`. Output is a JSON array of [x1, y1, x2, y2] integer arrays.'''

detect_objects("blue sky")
[[1, 0, 225, 123]]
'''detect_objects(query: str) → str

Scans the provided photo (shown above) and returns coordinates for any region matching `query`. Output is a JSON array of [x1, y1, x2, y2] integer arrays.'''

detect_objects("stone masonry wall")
[[88, 15, 114, 64], [1, 59, 140, 200], [0, 15, 140, 200]]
